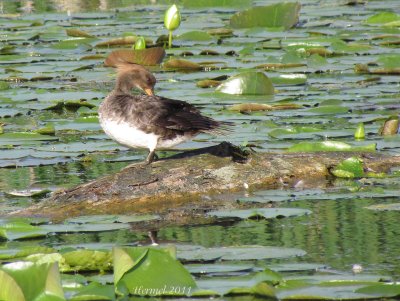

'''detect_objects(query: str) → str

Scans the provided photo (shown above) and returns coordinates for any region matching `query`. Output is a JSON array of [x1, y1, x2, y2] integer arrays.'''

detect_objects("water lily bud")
[[354, 122, 365, 139], [164, 4, 181, 31], [134, 36, 146, 50]]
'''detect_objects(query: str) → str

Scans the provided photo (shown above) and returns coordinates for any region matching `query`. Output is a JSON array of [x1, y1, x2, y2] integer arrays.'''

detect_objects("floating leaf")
[[1, 261, 65, 301], [216, 72, 274, 95], [256, 63, 306, 70], [62, 249, 112, 272], [52, 38, 96, 50], [331, 157, 364, 178], [287, 141, 376, 152], [228, 103, 300, 112], [196, 79, 222, 88], [365, 203, 400, 211], [70, 282, 115, 301], [269, 126, 321, 138], [356, 283, 400, 297], [365, 12, 400, 24], [306, 105, 348, 115], [207, 208, 312, 219], [230, 2, 301, 30], [377, 55, 400, 69], [96, 36, 152, 48], [66, 29, 94, 38], [207, 28, 234, 37], [0, 221, 48, 241], [0, 269, 25, 300], [270, 74, 307, 85], [163, 58, 202, 70], [114, 246, 196, 296], [178, 245, 306, 261], [104, 47, 166, 66], [177, 30, 214, 41]]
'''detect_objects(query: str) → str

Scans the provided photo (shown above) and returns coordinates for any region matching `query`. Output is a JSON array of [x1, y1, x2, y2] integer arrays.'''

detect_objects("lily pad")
[[216, 72, 274, 95], [1, 261, 65, 301], [177, 30, 214, 41], [163, 58, 202, 70], [104, 47, 166, 67], [66, 28, 94, 38], [178, 245, 306, 261], [287, 141, 376, 152], [331, 157, 364, 178], [114, 246, 196, 296], [230, 2, 301, 30], [207, 208, 312, 219], [365, 203, 400, 211], [70, 282, 115, 301]]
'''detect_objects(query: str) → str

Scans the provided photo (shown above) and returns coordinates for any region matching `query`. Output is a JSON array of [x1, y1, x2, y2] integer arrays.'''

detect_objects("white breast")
[[100, 119, 159, 151], [100, 119, 192, 151]]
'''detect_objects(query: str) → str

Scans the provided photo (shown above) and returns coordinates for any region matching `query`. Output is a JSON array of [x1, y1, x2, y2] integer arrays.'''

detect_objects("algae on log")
[[10, 142, 400, 221]]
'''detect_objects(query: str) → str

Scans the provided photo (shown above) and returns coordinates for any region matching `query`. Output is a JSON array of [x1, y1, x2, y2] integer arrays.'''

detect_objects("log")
[[10, 142, 400, 222]]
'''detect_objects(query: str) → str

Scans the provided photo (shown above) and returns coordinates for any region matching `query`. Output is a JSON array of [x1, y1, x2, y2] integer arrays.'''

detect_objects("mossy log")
[[11, 142, 400, 222]]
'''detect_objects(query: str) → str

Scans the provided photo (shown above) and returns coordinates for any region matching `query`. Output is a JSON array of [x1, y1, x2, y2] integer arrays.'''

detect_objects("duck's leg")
[[145, 150, 158, 164]]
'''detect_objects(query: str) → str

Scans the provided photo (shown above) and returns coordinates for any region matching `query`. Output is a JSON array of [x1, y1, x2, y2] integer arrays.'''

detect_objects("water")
[[0, 0, 400, 297]]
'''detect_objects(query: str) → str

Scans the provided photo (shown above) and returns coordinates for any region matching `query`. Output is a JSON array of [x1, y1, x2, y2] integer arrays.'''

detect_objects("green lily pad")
[[365, 203, 400, 211], [62, 249, 112, 272], [177, 30, 214, 41], [194, 269, 280, 297], [269, 126, 321, 138], [52, 38, 96, 50], [114, 246, 197, 296], [1, 261, 65, 301], [365, 12, 400, 24], [186, 263, 255, 275], [0, 221, 48, 241], [0, 132, 58, 146], [356, 283, 400, 297], [216, 72, 274, 95], [377, 55, 400, 69], [207, 208, 312, 219], [331, 157, 364, 178], [287, 141, 376, 152], [230, 2, 301, 30], [66, 29, 95, 38], [178, 245, 306, 261], [70, 282, 115, 301], [270, 74, 307, 85]]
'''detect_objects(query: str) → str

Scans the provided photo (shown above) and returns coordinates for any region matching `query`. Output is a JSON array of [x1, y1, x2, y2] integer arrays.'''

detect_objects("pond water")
[[1, 0, 400, 299]]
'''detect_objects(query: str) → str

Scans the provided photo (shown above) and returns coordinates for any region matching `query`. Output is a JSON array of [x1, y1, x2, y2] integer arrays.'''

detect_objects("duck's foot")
[[145, 150, 159, 165]]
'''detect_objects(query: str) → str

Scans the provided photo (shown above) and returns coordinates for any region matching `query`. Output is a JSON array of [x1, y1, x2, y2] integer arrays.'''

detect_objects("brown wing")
[[107, 94, 225, 134]]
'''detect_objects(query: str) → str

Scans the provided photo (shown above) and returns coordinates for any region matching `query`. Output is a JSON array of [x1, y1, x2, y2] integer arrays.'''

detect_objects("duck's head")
[[115, 63, 156, 96]]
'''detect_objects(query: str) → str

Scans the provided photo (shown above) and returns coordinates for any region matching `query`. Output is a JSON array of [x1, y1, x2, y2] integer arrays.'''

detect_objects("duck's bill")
[[144, 88, 154, 96]]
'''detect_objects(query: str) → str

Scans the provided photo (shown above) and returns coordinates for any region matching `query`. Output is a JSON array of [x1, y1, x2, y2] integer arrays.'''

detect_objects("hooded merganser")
[[99, 64, 231, 164]]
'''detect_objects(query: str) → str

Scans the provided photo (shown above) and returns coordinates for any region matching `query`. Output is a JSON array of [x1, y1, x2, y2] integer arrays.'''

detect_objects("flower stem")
[[168, 30, 172, 49]]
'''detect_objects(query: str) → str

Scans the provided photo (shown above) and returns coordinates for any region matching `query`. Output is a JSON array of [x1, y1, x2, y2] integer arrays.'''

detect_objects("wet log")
[[10, 142, 400, 221]]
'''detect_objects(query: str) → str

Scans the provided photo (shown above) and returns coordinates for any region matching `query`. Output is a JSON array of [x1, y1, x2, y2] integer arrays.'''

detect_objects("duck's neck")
[[114, 78, 133, 95]]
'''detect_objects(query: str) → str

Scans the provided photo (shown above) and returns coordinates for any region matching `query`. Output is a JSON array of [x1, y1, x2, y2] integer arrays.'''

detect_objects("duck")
[[99, 63, 231, 164]]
